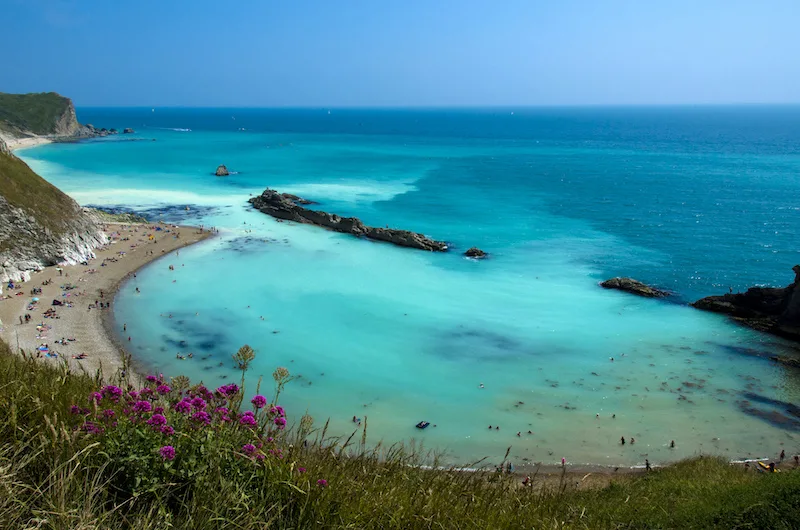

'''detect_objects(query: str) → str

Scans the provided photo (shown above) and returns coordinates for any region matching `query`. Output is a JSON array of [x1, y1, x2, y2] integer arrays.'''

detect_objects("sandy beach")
[[0, 133, 53, 151], [0, 222, 213, 381]]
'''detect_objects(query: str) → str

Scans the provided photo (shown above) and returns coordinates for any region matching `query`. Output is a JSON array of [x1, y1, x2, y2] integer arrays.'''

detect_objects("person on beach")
[[780, 449, 785, 461], [645, 459, 651, 471], [670, 440, 675, 448], [620, 436, 626, 445]]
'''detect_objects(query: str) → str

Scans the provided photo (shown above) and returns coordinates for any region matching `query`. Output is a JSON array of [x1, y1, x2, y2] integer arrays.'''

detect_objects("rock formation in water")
[[692, 266, 800, 342], [600, 277, 670, 298], [249, 188, 448, 252], [464, 247, 487, 258], [215, 165, 230, 176], [123, 128, 135, 134], [0, 137, 106, 282]]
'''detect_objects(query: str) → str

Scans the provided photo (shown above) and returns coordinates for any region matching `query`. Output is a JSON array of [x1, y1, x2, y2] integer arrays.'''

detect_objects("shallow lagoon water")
[[20, 107, 800, 467]]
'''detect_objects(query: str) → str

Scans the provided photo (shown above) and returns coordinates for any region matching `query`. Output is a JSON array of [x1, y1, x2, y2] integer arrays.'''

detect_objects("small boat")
[[415, 421, 430, 430]]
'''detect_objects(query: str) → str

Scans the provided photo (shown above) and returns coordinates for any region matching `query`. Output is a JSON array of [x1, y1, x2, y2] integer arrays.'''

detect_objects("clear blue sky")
[[3, 0, 799, 107]]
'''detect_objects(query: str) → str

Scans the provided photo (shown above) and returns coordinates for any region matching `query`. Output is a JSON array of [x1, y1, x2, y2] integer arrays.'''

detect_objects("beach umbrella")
[[32, 297, 39, 302]]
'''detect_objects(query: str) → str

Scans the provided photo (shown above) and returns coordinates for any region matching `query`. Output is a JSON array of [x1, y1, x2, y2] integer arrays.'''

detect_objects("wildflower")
[[317, 479, 327, 488], [298, 467, 306, 473], [146, 375, 158, 383], [174, 399, 192, 414], [239, 415, 257, 428], [70, 405, 81, 415], [192, 411, 211, 425], [161, 425, 175, 436], [102, 409, 116, 420], [147, 414, 168, 427], [133, 400, 152, 413], [191, 397, 207, 410], [101, 385, 123, 402], [154, 406, 165, 414], [157, 384, 172, 395], [274, 416, 287, 429], [271, 405, 286, 417], [242, 410, 255, 417], [127, 390, 139, 400], [215, 406, 229, 416], [159, 445, 176, 461], [242, 443, 256, 455], [216, 383, 240, 397], [273, 367, 289, 382], [251, 395, 267, 409], [139, 387, 154, 398], [255, 453, 265, 461], [82, 421, 103, 435], [89, 392, 102, 404]]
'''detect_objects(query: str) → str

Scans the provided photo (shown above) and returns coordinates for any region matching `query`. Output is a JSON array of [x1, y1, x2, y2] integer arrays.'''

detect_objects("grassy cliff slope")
[[0, 148, 89, 254], [0, 91, 77, 136], [0, 340, 797, 529]]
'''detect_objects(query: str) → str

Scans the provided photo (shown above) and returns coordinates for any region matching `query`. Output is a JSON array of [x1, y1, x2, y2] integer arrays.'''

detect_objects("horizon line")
[[74, 102, 800, 110]]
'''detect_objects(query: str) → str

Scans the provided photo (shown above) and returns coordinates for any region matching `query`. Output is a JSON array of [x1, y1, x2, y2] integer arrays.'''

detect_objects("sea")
[[18, 106, 800, 469]]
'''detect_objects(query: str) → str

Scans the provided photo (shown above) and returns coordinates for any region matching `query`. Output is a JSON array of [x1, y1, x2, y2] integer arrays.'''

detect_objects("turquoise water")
[[19, 107, 800, 468]]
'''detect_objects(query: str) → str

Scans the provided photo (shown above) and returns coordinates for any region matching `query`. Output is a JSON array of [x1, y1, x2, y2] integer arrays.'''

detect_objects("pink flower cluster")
[[71, 373, 331, 489]]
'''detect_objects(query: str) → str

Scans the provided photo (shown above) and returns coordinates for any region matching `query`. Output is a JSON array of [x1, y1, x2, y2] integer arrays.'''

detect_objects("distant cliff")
[[0, 137, 106, 282], [0, 91, 117, 145], [0, 92, 81, 137]]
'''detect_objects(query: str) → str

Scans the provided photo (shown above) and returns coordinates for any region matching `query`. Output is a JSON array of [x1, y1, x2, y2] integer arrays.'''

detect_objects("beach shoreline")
[[0, 222, 214, 383], [1, 134, 53, 151]]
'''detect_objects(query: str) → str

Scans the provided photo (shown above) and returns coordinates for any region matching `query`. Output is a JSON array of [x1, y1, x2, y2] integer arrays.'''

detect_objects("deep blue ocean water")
[[19, 106, 800, 468]]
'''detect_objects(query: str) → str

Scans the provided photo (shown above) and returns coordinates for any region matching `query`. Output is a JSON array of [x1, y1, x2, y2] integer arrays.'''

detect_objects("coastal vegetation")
[[0, 339, 797, 529], [0, 92, 74, 136], [0, 145, 105, 283]]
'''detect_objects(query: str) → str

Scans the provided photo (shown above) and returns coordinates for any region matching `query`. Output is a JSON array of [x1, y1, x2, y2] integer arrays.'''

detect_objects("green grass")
[[0, 339, 798, 529], [0, 92, 72, 136], [0, 149, 86, 254]]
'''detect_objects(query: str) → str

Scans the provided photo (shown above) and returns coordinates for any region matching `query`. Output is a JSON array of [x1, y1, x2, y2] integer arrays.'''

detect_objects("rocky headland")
[[0, 91, 128, 148], [0, 92, 117, 282], [692, 266, 800, 342], [0, 138, 107, 282], [248, 188, 448, 252], [600, 277, 670, 298]]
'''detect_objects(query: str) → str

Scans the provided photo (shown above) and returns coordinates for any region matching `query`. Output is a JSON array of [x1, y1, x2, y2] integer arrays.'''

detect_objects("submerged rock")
[[248, 188, 448, 252], [464, 247, 487, 259], [600, 277, 669, 298], [215, 165, 230, 176], [123, 128, 135, 134], [772, 355, 800, 369], [693, 266, 800, 342]]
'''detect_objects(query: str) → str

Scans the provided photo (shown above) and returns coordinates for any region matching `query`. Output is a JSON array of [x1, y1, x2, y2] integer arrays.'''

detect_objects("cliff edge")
[[0, 137, 106, 282]]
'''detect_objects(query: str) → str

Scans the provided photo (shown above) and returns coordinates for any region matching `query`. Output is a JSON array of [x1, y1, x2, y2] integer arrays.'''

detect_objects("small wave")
[[149, 127, 192, 132], [279, 180, 417, 204]]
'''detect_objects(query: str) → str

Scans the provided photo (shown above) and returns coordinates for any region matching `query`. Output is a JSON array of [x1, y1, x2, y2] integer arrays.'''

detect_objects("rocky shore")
[[692, 265, 800, 342], [600, 277, 670, 298], [248, 188, 448, 252]]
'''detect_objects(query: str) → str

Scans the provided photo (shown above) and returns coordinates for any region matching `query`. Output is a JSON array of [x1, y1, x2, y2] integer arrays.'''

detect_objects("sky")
[[2, 0, 800, 107]]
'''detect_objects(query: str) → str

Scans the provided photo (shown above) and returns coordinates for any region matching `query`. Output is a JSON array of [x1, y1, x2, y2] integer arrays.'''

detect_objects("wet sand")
[[0, 222, 213, 382]]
